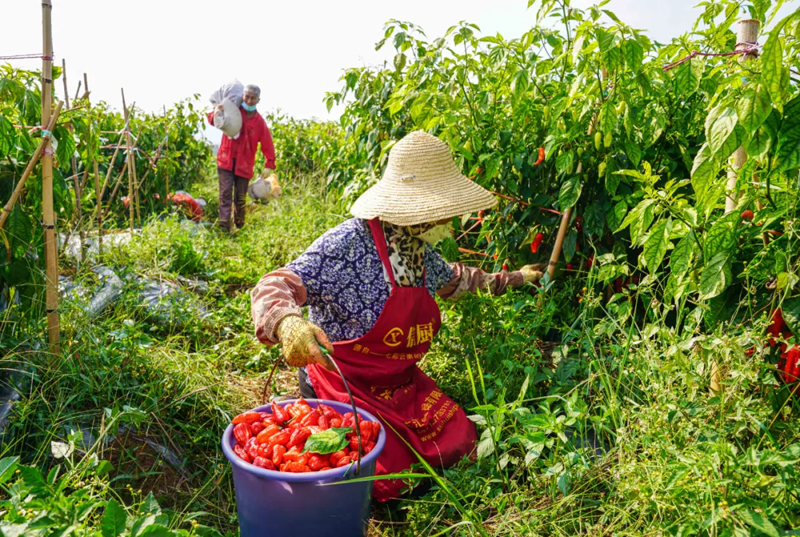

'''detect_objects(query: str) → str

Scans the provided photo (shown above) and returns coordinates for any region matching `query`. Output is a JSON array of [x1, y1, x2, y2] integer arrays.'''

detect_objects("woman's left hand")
[[520, 263, 546, 283]]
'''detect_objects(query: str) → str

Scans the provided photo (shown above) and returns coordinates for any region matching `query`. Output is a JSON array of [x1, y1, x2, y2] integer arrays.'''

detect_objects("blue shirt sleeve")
[[424, 245, 454, 293]]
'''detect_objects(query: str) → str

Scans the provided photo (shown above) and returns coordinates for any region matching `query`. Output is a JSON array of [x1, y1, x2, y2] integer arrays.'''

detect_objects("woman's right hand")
[[276, 315, 335, 371]]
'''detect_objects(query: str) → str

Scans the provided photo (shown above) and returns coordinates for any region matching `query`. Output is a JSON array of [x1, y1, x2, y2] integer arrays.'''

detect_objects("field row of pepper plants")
[[277, 0, 800, 320]]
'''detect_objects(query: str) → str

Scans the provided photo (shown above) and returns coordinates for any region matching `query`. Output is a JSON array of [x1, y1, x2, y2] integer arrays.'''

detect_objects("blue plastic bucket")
[[221, 399, 386, 537]]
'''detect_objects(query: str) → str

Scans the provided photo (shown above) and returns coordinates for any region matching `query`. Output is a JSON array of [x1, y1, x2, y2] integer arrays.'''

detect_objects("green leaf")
[[558, 177, 582, 210], [563, 230, 578, 262], [137, 526, 173, 537], [782, 298, 800, 335], [674, 56, 703, 96], [772, 96, 800, 174], [555, 151, 574, 175], [746, 111, 777, 160], [0, 524, 31, 537], [643, 218, 672, 272], [584, 202, 605, 236], [440, 237, 459, 262], [303, 428, 351, 455], [595, 27, 615, 52], [670, 233, 693, 275], [691, 143, 717, 200], [705, 211, 739, 261], [607, 200, 626, 231], [624, 140, 642, 167], [707, 107, 738, 154], [699, 252, 731, 300], [393, 53, 406, 72], [102, 499, 127, 537], [737, 85, 772, 134], [761, 29, 786, 112], [740, 509, 780, 537], [6, 205, 32, 254], [617, 199, 653, 233], [0, 457, 19, 485], [142, 493, 161, 516], [477, 428, 494, 460], [623, 39, 643, 73]]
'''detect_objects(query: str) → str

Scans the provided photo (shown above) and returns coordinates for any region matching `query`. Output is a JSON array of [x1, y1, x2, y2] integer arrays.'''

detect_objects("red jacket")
[[208, 108, 276, 180]]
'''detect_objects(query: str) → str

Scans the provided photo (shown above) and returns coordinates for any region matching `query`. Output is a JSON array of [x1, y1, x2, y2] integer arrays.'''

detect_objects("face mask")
[[417, 224, 452, 245], [242, 102, 257, 112]]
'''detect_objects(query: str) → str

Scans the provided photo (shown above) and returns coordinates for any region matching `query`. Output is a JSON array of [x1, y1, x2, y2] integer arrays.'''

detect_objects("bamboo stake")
[[73, 80, 82, 103], [713, 19, 761, 394], [546, 69, 606, 281], [41, 0, 60, 352], [0, 102, 64, 230], [84, 72, 103, 256], [723, 20, 760, 214], [121, 89, 136, 232], [163, 105, 169, 205], [103, 162, 129, 220], [62, 58, 86, 264]]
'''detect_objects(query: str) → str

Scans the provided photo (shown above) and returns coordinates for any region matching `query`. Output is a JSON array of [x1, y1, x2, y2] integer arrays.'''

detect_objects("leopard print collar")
[[381, 222, 432, 287]]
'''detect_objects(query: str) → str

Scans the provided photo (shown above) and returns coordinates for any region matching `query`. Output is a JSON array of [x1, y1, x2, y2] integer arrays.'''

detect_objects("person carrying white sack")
[[207, 84, 276, 231]]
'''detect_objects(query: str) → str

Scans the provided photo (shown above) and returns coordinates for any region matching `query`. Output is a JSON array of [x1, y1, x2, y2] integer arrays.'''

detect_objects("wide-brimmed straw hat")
[[350, 131, 497, 226]]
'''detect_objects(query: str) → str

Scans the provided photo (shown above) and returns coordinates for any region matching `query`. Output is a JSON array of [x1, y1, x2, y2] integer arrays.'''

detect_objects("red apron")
[[307, 219, 477, 501]]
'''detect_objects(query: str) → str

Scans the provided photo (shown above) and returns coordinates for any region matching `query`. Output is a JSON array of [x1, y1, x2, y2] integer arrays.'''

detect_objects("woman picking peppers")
[[251, 131, 543, 501]]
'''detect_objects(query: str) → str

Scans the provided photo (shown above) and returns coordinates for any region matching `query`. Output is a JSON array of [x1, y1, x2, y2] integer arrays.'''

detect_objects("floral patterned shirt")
[[287, 218, 453, 342]]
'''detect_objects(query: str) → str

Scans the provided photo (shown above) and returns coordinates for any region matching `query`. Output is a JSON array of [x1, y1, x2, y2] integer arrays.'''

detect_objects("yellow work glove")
[[276, 315, 335, 371], [519, 263, 546, 283]]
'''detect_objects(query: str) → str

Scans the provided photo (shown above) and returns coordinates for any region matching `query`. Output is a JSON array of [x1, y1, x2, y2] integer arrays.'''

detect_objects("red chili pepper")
[[233, 444, 250, 463], [250, 422, 265, 435], [300, 410, 321, 427], [233, 423, 252, 445], [335, 457, 352, 468], [253, 457, 276, 470], [256, 423, 281, 444], [349, 436, 359, 451], [371, 421, 381, 435], [232, 411, 262, 425], [329, 450, 349, 466], [319, 466, 332, 471], [308, 454, 327, 471], [288, 428, 312, 449], [364, 441, 376, 454], [269, 431, 290, 448], [502, 263, 509, 271], [534, 147, 545, 166], [330, 418, 343, 429], [284, 461, 311, 473], [531, 232, 544, 254], [478, 210, 484, 223], [246, 438, 259, 460], [741, 210, 754, 221], [566, 263, 575, 271], [272, 445, 286, 465], [318, 414, 329, 430], [271, 402, 289, 425]]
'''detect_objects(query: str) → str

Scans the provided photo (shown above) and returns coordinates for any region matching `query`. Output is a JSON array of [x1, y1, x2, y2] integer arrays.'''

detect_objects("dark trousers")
[[217, 165, 248, 230], [297, 368, 318, 399]]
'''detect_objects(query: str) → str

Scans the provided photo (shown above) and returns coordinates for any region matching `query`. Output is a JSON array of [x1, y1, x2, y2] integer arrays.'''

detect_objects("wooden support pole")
[[84, 72, 103, 256], [62, 58, 86, 264], [41, 0, 60, 352], [163, 105, 169, 205], [121, 89, 136, 232], [723, 19, 760, 214], [0, 102, 64, 230], [546, 69, 605, 282], [713, 18, 761, 394]]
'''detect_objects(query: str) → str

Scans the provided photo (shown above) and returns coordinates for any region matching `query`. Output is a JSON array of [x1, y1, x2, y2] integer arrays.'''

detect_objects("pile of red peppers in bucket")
[[230, 399, 380, 473]]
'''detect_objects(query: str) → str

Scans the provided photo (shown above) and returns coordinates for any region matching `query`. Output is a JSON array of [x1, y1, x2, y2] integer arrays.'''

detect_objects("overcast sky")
[[1, 0, 795, 145]]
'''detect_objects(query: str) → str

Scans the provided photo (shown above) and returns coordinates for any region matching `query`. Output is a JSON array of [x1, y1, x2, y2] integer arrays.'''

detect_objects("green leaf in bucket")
[[302, 428, 352, 454]]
